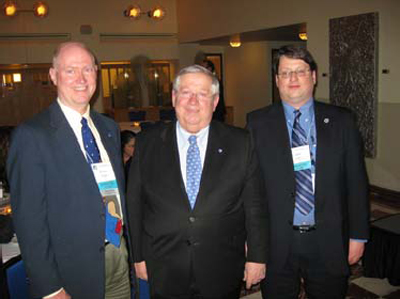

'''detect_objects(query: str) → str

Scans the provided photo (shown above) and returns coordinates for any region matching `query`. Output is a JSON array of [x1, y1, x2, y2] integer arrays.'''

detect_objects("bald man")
[[7, 42, 130, 299]]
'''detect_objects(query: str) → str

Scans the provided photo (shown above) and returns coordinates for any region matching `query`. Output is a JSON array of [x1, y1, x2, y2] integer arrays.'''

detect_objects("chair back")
[[5, 256, 31, 299], [128, 111, 146, 121]]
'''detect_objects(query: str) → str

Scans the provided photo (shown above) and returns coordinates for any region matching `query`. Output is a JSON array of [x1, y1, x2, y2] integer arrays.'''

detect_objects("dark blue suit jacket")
[[247, 100, 369, 276], [127, 121, 267, 297], [7, 101, 127, 298]]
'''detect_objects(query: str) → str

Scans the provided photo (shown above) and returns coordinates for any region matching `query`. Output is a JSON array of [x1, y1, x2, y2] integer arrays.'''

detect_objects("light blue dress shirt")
[[282, 98, 317, 226]]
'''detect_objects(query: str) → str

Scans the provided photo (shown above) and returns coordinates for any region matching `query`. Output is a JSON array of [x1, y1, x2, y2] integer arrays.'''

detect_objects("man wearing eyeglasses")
[[247, 45, 369, 298], [127, 65, 267, 298]]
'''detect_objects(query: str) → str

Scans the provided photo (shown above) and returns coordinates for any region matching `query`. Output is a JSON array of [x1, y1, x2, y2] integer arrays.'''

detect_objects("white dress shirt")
[[175, 121, 209, 188]]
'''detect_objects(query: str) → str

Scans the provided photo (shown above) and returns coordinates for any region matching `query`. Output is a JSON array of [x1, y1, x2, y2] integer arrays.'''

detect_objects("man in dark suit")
[[127, 65, 267, 298], [247, 45, 369, 299], [7, 42, 130, 299]]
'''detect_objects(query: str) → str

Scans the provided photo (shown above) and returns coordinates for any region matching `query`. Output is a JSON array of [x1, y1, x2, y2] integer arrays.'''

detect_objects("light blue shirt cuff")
[[350, 238, 367, 243]]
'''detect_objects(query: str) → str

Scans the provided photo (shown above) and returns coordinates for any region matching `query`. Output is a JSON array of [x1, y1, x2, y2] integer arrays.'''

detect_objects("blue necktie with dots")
[[186, 135, 202, 209], [292, 110, 314, 215], [81, 117, 101, 164]]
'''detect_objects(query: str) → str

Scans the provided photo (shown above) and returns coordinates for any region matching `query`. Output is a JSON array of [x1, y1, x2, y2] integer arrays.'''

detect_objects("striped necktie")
[[292, 110, 314, 215]]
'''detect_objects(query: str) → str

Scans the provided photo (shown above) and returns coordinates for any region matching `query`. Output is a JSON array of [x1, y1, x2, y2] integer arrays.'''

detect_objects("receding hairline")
[[52, 42, 96, 69]]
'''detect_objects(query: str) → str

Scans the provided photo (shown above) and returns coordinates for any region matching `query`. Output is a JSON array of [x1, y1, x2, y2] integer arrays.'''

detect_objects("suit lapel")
[[194, 122, 226, 211], [49, 102, 101, 194], [161, 123, 192, 210], [267, 103, 296, 190], [314, 101, 335, 215], [91, 112, 123, 188]]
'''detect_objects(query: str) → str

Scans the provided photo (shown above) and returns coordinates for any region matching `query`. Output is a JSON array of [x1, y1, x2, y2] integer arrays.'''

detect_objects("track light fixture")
[[124, 4, 166, 21], [2, 1, 49, 17]]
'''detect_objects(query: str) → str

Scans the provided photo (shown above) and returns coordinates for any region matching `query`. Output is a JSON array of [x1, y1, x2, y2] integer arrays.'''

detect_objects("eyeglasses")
[[178, 90, 213, 101], [277, 68, 311, 79], [60, 66, 97, 77]]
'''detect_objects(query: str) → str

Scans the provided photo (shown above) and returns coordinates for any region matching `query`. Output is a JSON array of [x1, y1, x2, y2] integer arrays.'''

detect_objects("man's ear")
[[212, 95, 220, 112], [49, 68, 57, 86], [172, 90, 177, 107], [312, 70, 317, 85]]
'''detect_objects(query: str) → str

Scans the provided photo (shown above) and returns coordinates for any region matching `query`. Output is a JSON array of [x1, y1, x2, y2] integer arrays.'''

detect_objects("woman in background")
[[121, 130, 136, 177]]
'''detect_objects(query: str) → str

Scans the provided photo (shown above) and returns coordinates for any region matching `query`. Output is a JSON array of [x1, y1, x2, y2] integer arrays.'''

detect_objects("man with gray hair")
[[127, 65, 267, 298], [7, 42, 130, 298]]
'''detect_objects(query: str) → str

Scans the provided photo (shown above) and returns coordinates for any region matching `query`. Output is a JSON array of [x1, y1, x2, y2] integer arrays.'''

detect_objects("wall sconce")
[[229, 34, 241, 48], [298, 32, 308, 41], [2, 1, 49, 17], [124, 4, 166, 21], [3, 1, 16, 16], [33, 1, 48, 17]]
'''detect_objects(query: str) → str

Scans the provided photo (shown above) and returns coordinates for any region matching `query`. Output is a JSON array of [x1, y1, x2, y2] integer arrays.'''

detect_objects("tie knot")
[[294, 110, 301, 122], [188, 135, 197, 145], [81, 117, 88, 127]]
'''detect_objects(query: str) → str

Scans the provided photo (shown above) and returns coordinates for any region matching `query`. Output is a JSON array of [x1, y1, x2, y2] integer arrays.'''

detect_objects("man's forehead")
[[57, 46, 94, 65], [179, 73, 212, 87], [279, 57, 309, 68]]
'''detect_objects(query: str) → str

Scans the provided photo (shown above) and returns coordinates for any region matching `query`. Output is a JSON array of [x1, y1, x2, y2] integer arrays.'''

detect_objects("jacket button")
[[186, 239, 192, 246], [189, 217, 196, 223]]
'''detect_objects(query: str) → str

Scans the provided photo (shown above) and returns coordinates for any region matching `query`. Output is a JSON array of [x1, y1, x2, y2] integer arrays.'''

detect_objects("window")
[[101, 60, 176, 110]]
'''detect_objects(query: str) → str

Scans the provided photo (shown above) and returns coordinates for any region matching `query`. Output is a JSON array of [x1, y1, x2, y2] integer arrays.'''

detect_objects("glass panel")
[[101, 68, 110, 98], [101, 61, 174, 109]]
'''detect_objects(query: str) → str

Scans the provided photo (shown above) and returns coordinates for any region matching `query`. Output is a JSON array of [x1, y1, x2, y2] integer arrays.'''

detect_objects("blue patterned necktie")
[[292, 110, 314, 215], [186, 135, 202, 209], [81, 117, 101, 164]]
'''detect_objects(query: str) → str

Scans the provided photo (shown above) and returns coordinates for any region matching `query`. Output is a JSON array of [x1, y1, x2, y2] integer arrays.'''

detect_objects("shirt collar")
[[282, 98, 314, 123], [58, 98, 91, 125], [176, 121, 209, 145]]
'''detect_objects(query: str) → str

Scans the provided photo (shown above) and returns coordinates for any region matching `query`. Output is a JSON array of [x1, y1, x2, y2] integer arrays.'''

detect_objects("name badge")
[[291, 145, 312, 171], [91, 162, 122, 247]]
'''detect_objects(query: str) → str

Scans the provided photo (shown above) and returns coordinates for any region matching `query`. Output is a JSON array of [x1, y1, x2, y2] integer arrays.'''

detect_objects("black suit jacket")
[[7, 102, 127, 298], [127, 121, 267, 297], [247, 100, 369, 275]]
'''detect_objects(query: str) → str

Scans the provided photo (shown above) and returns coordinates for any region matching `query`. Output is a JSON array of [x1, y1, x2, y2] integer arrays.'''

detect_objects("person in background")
[[247, 45, 369, 299], [121, 130, 136, 176], [0, 214, 14, 299], [7, 42, 130, 299], [202, 59, 227, 123], [127, 65, 267, 298]]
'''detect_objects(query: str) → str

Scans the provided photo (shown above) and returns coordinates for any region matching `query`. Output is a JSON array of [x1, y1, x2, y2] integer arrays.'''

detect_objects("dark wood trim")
[[369, 184, 400, 210]]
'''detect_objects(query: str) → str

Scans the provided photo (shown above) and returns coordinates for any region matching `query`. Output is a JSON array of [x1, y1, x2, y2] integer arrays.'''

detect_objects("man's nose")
[[289, 72, 298, 81], [76, 70, 87, 83], [188, 93, 199, 103]]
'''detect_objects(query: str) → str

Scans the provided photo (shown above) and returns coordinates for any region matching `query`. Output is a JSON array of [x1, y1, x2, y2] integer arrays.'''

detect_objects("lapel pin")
[[218, 148, 223, 154], [324, 118, 329, 124], [108, 133, 112, 137]]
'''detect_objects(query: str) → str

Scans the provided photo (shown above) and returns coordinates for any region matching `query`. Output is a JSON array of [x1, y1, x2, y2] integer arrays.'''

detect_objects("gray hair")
[[173, 64, 220, 97], [52, 42, 96, 69]]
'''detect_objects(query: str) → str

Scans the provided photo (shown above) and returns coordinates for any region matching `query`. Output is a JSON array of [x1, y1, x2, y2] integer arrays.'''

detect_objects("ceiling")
[[196, 23, 307, 46]]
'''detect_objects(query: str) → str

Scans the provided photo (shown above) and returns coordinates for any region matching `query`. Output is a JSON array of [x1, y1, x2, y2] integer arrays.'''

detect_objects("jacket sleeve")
[[126, 133, 144, 262], [242, 130, 268, 263], [7, 125, 63, 297], [344, 112, 370, 240]]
